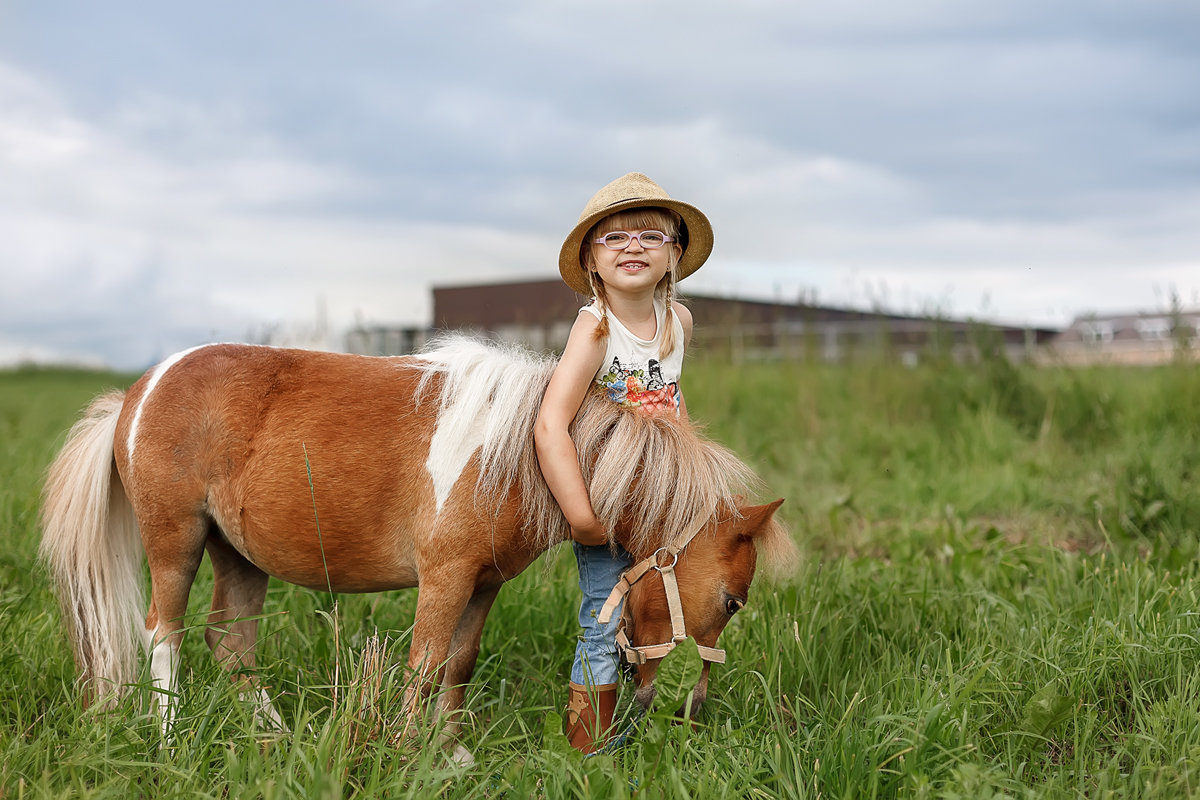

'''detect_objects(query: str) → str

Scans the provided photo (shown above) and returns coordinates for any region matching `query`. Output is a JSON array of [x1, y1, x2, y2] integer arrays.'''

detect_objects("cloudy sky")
[[2, 1, 1198, 369]]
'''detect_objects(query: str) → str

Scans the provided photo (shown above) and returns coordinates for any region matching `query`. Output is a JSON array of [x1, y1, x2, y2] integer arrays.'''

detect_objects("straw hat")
[[558, 172, 713, 295]]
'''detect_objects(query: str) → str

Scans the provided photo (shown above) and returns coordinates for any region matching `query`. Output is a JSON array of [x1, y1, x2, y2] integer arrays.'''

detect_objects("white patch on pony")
[[146, 627, 179, 736], [126, 344, 211, 461], [426, 392, 486, 514], [415, 336, 555, 519], [240, 688, 287, 732]]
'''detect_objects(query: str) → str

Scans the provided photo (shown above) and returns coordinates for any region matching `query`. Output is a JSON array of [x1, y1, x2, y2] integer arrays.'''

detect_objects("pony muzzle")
[[633, 672, 711, 716]]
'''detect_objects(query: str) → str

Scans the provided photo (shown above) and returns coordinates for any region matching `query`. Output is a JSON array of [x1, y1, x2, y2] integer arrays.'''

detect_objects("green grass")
[[2, 355, 1199, 798]]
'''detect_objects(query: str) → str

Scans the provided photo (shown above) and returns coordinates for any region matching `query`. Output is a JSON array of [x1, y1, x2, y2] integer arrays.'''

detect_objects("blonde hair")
[[580, 208, 683, 359]]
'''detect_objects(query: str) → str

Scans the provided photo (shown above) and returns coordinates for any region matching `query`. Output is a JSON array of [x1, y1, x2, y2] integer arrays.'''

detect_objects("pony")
[[39, 336, 791, 761]]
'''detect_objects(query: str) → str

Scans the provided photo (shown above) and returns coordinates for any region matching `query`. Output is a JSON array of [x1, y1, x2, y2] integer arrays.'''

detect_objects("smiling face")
[[584, 208, 683, 299]]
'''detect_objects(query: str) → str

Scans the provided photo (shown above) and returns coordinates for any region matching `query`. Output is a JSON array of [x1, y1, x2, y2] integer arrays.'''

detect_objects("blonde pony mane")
[[412, 335, 759, 556]]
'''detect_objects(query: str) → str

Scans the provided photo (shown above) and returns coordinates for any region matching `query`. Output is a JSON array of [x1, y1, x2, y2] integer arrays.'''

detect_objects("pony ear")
[[736, 499, 784, 539], [736, 498, 798, 581]]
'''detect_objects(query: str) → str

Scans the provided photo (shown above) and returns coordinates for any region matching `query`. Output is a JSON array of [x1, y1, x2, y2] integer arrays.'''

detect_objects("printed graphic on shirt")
[[596, 357, 680, 413]]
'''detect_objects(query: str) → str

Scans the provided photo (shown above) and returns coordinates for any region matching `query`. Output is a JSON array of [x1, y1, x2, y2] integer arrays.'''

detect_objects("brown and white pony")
[[40, 337, 791, 761]]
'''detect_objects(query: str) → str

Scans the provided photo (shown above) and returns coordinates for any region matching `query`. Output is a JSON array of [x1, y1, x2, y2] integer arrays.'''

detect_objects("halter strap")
[[597, 514, 727, 666]]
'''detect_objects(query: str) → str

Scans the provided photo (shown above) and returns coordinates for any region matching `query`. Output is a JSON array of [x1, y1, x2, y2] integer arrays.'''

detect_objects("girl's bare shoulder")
[[573, 305, 604, 332], [555, 309, 606, 373]]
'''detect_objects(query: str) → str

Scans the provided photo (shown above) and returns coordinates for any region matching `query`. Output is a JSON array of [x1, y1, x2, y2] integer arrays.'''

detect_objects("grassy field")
[[1, 351, 1198, 798]]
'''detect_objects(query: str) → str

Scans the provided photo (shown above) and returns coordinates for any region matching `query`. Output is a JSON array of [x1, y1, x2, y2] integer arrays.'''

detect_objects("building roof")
[[433, 278, 1058, 337], [432, 279, 586, 331], [1054, 310, 1200, 343]]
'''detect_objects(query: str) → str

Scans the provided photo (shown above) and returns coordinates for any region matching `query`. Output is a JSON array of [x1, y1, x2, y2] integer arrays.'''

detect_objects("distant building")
[[1042, 310, 1200, 365], [431, 279, 583, 352], [344, 325, 431, 358], [680, 292, 1055, 364], [346, 278, 1058, 364]]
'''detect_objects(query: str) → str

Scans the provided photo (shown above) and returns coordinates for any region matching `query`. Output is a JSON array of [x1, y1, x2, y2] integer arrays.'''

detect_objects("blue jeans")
[[571, 542, 634, 686]]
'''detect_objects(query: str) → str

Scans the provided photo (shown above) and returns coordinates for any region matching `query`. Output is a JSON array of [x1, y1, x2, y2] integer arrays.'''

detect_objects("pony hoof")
[[450, 744, 475, 768]]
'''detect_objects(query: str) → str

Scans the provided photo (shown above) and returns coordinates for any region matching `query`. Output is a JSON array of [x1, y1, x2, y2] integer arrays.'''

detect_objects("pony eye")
[[725, 597, 745, 615]]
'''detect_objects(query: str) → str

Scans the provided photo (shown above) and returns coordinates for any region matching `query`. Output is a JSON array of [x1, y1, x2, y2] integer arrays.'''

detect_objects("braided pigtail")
[[657, 267, 679, 359], [584, 259, 611, 342]]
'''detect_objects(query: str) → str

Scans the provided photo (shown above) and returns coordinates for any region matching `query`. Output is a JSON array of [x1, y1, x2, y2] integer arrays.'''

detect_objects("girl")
[[534, 172, 713, 753]]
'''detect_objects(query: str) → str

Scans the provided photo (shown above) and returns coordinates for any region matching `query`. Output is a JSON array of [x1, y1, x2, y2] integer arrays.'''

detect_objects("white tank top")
[[580, 300, 684, 412]]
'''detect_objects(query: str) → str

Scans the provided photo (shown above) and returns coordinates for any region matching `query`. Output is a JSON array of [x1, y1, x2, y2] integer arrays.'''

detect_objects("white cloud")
[[0, 61, 568, 366], [2, 0, 1200, 367]]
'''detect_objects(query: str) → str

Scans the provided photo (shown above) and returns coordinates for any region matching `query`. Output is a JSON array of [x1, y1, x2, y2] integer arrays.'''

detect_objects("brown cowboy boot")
[[565, 681, 618, 754]]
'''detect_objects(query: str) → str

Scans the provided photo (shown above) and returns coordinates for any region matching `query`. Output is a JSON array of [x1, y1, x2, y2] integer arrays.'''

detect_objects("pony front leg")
[[435, 585, 501, 766], [400, 571, 478, 755]]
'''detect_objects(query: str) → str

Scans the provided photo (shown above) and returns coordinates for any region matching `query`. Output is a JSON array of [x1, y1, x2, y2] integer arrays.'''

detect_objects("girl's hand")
[[570, 516, 608, 546]]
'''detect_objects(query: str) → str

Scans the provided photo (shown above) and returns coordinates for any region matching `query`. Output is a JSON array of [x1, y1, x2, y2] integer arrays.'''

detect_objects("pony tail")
[[40, 390, 145, 707]]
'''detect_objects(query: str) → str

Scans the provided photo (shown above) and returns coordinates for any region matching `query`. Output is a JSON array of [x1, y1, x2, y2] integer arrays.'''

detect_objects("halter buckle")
[[651, 547, 678, 572]]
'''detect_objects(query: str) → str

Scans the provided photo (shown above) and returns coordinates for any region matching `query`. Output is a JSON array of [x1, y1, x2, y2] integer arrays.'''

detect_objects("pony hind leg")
[[141, 513, 209, 737], [202, 525, 284, 731]]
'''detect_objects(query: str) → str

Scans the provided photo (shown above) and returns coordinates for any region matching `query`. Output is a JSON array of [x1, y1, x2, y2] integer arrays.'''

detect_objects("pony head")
[[622, 498, 788, 713]]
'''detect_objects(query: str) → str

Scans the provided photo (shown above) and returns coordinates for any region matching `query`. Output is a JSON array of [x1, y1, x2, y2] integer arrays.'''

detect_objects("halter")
[[596, 516, 727, 667]]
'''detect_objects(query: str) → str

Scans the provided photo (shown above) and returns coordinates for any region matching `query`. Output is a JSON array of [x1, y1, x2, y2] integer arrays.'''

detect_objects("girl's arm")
[[535, 311, 609, 546], [673, 300, 693, 420]]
